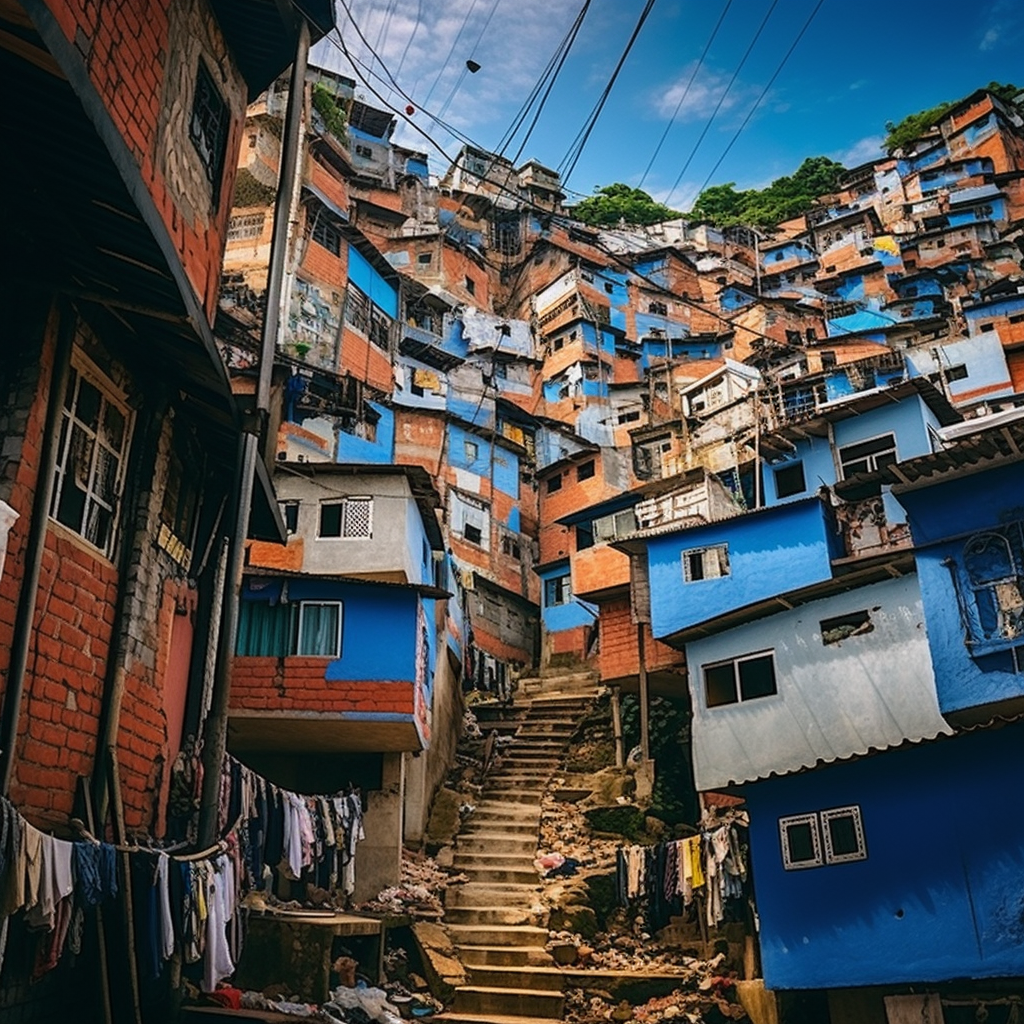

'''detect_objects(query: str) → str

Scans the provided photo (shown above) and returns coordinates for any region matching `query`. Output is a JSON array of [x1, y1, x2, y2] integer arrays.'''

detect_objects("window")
[[682, 544, 730, 583], [297, 601, 343, 657], [575, 522, 594, 550], [781, 806, 867, 870], [617, 409, 641, 424], [189, 60, 229, 204], [593, 508, 637, 543], [577, 460, 596, 482], [980, 322, 995, 332], [544, 573, 571, 606], [703, 651, 776, 708], [604, 282, 614, 294], [946, 364, 969, 382], [838, 433, 897, 478], [464, 276, 476, 296], [228, 212, 265, 242], [774, 462, 806, 499], [318, 497, 373, 538], [51, 359, 132, 557], [500, 533, 521, 559], [355, 144, 373, 158], [546, 473, 562, 493], [779, 814, 821, 869], [236, 600, 342, 658], [820, 350, 837, 370], [281, 501, 300, 535], [464, 522, 483, 545], [1010, 313, 1024, 325], [820, 610, 873, 645], [464, 439, 479, 461], [417, 252, 432, 265], [960, 524, 1024, 646], [311, 214, 342, 256], [649, 301, 668, 315]]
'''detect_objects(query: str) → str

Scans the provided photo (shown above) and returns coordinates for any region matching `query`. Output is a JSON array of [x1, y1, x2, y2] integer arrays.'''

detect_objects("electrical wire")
[[422, 0, 480, 110], [508, 0, 592, 166], [298, 0, 795, 352], [664, 0, 778, 207], [395, 0, 426, 79], [637, 0, 733, 191], [692, 0, 825, 200], [558, 0, 658, 189]]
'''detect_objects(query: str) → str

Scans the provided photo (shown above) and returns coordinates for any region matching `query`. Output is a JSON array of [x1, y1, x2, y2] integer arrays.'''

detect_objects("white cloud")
[[831, 135, 885, 167], [650, 63, 759, 124], [978, 0, 1024, 50]]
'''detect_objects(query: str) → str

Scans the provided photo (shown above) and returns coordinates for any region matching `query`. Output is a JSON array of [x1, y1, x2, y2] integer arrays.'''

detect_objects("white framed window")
[[682, 544, 730, 583], [51, 356, 133, 558], [820, 806, 867, 864], [296, 601, 343, 657], [318, 497, 373, 538], [837, 432, 897, 478], [544, 574, 571, 606], [779, 813, 822, 870], [780, 806, 867, 870], [703, 650, 777, 708]]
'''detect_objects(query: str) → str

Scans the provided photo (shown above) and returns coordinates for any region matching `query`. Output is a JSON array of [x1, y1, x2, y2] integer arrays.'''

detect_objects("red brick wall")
[[341, 327, 393, 392], [41, 0, 246, 321], [598, 597, 683, 683], [231, 657, 415, 715]]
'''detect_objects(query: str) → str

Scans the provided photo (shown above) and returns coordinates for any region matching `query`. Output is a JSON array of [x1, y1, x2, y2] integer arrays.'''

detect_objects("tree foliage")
[[883, 81, 1018, 154], [312, 83, 348, 143], [572, 183, 681, 228], [689, 156, 847, 229]]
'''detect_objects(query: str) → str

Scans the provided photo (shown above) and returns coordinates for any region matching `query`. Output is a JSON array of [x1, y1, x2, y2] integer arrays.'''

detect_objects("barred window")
[[189, 60, 229, 204], [227, 212, 266, 242], [682, 544, 730, 583], [51, 357, 133, 558], [318, 497, 373, 539]]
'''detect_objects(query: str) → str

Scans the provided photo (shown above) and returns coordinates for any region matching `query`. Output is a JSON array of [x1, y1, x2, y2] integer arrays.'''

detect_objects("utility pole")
[[198, 18, 311, 845]]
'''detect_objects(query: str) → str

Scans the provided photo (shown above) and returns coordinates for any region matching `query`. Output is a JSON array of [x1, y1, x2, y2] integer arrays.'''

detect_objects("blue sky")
[[315, 0, 1024, 210]]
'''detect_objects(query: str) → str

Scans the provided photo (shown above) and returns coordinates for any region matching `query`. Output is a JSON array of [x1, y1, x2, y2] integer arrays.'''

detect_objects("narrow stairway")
[[435, 671, 599, 1024]]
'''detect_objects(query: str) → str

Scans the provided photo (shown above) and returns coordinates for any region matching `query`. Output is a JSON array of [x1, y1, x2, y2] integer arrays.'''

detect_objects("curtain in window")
[[237, 602, 297, 656], [298, 602, 341, 656]]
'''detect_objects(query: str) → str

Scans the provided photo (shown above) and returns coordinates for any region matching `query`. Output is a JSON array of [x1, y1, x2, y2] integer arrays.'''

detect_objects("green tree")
[[572, 183, 681, 228], [689, 156, 846, 229]]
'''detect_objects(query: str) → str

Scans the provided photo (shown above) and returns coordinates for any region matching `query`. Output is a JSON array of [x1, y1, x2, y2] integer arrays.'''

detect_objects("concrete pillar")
[[403, 751, 428, 845], [354, 752, 405, 903]]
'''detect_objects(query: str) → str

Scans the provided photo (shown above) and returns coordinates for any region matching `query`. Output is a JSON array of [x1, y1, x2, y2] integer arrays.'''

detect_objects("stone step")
[[453, 851, 539, 869], [454, 866, 539, 885], [470, 788, 547, 805], [444, 904, 545, 926], [456, 945, 553, 968], [453, 985, 565, 1019], [466, 964, 566, 991], [446, 924, 550, 947], [460, 820, 538, 836], [456, 836, 538, 856], [446, 883, 540, 907], [433, 1013, 561, 1024]]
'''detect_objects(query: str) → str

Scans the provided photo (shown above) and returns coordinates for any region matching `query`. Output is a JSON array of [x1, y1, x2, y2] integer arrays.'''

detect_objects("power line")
[[637, 0, 733, 191], [692, 0, 825, 199], [422, 0, 480, 110], [394, 0, 426, 79], [665, 0, 778, 207], [559, 0, 659, 189], [509, 1, 593, 167]]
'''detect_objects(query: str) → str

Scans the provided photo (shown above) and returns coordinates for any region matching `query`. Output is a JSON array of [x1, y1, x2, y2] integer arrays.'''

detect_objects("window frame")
[[837, 432, 898, 478], [774, 461, 806, 499], [296, 600, 343, 658], [317, 496, 373, 539], [820, 805, 868, 865], [544, 573, 572, 607], [50, 351, 134, 559], [702, 650, 777, 708], [189, 58, 230, 206], [682, 543, 730, 583], [779, 813, 823, 870]]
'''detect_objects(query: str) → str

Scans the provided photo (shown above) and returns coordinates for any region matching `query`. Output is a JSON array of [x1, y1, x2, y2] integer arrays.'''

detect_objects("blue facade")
[[446, 423, 520, 497], [720, 286, 756, 312], [744, 721, 1024, 989], [762, 435, 836, 506], [645, 498, 840, 641], [898, 462, 1024, 714], [538, 560, 596, 633], [336, 401, 395, 463], [760, 240, 816, 270], [964, 293, 1024, 333], [347, 244, 398, 318]]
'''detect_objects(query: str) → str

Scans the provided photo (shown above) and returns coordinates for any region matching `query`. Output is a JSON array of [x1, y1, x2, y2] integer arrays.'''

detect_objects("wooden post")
[[610, 686, 624, 768], [637, 625, 650, 762]]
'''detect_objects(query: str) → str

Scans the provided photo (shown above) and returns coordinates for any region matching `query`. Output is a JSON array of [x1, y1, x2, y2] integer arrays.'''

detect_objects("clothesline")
[[68, 815, 239, 862]]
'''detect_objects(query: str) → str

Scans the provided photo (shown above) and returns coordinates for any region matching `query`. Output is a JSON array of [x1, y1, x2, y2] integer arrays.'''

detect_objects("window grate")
[[189, 60, 229, 205]]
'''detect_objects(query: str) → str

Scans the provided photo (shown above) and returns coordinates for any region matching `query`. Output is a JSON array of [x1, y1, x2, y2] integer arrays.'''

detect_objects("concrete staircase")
[[436, 673, 599, 1024]]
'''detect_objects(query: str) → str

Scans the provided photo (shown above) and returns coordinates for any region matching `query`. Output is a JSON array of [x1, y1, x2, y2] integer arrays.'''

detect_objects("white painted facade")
[[685, 574, 952, 791]]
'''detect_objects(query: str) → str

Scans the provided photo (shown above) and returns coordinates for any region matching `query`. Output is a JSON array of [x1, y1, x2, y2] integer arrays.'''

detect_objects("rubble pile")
[[562, 973, 750, 1023], [355, 851, 467, 918]]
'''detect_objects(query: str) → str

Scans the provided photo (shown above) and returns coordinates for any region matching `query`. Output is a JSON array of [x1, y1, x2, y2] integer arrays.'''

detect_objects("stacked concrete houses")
[[217, 76, 1024, 1019], [2, 23, 1024, 1017]]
